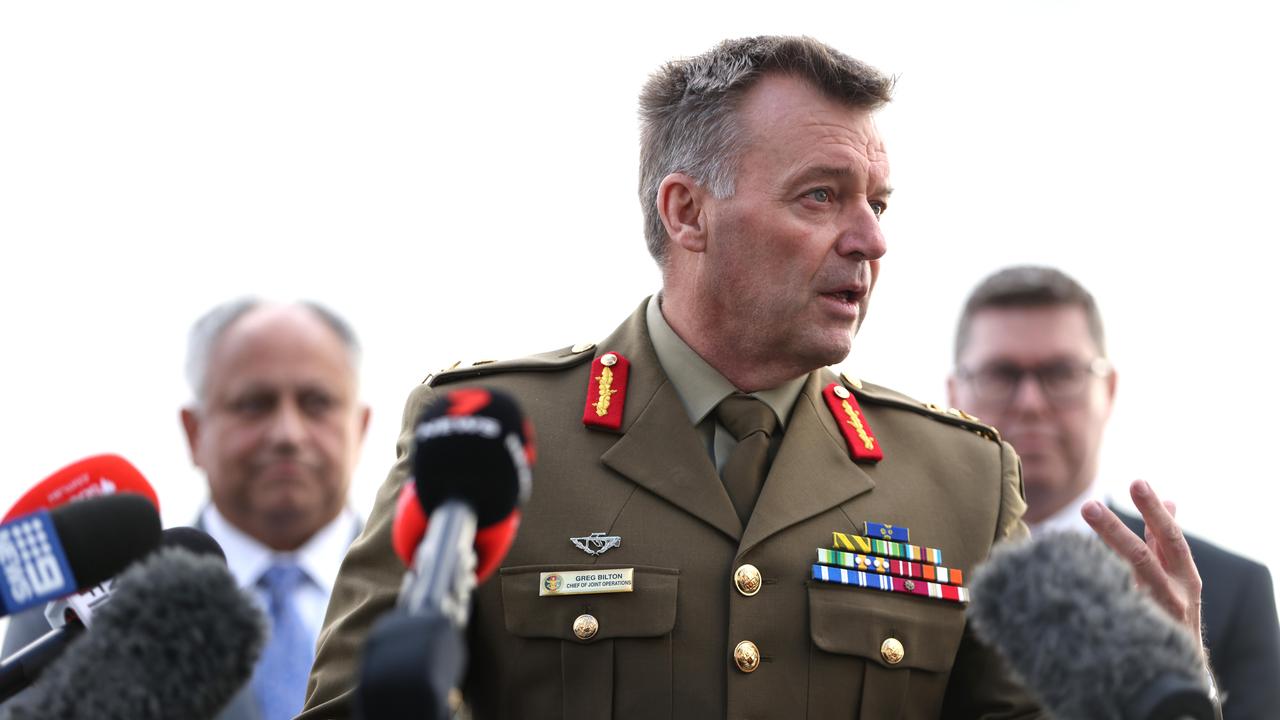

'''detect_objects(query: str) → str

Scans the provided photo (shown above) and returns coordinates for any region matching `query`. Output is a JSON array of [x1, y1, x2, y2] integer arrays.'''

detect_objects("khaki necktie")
[[715, 394, 779, 526]]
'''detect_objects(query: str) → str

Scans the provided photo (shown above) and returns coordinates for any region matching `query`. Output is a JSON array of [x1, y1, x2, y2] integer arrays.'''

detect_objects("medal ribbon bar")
[[816, 548, 964, 586], [832, 531, 943, 565], [811, 563, 970, 604]]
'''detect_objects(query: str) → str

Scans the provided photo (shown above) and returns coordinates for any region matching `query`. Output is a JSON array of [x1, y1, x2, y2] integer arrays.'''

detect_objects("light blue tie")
[[252, 562, 313, 720]]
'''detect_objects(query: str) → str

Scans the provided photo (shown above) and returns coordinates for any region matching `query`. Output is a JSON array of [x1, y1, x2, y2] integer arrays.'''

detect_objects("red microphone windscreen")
[[473, 511, 520, 582], [391, 481, 520, 583], [391, 482, 427, 568], [4, 454, 160, 523]]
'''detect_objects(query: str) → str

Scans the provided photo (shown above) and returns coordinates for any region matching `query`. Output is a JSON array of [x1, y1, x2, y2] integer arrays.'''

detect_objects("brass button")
[[573, 613, 598, 641], [571, 342, 596, 354], [734, 640, 760, 673], [841, 372, 864, 390], [600, 352, 618, 367], [881, 637, 905, 665], [733, 564, 762, 597], [833, 385, 851, 399]]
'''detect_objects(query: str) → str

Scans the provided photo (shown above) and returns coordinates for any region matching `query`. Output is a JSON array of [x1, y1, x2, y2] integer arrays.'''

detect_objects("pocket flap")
[[500, 564, 679, 642], [808, 583, 966, 672]]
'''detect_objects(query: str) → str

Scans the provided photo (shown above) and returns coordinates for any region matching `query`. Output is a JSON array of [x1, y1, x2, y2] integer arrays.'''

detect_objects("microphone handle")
[[399, 499, 478, 629], [1130, 673, 1216, 720], [356, 612, 464, 720], [0, 623, 83, 703]]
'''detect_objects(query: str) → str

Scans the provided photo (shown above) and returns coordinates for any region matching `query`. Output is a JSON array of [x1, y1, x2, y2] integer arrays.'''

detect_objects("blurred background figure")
[[948, 265, 1280, 718], [181, 298, 369, 720]]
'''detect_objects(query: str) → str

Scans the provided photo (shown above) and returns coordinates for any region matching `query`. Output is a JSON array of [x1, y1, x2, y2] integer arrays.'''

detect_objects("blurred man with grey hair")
[[949, 266, 1279, 718], [182, 298, 369, 720]]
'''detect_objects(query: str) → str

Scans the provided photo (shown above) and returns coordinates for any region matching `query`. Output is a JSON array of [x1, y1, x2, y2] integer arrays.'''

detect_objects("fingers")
[[1130, 481, 1200, 590], [1083, 488, 1205, 666], [1146, 499, 1177, 565], [1082, 499, 1180, 613]]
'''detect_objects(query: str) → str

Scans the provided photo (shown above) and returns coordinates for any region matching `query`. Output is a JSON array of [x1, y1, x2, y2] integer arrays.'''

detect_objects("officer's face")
[[948, 305, 1116, 524], [181, 305, 369, 551], [698, 74, 890, 373]]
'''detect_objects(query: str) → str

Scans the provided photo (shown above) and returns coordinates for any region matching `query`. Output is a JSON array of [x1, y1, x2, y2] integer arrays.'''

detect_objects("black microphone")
[[403, 387, 531, 618], [967, 532, 1215, 720], [356, 387, 532, 720], [0, 527, 227, 702], [0, 494, 161, 619], [0, 546, 265, 720]]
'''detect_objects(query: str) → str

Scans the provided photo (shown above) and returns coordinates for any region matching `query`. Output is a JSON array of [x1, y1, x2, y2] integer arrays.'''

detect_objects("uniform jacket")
[[1115, 510, 1280, 719], [300, 301, 1046, 719]]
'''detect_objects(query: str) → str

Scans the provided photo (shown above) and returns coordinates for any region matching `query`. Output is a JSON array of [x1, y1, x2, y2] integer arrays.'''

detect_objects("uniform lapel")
[[597, 300, 743, 542], [738, 370, 876, 556]]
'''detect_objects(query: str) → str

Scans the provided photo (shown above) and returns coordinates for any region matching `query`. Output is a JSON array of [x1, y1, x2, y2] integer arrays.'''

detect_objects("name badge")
[[539, 568, 634, 596]]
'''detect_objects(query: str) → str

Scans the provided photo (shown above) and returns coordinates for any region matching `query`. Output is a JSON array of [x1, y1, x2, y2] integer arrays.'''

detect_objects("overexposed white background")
[[3, 1, 1277, 591]]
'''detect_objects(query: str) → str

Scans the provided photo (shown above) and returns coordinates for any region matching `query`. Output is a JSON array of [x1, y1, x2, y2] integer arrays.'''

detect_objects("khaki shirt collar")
[[645, 294, 806, 429]]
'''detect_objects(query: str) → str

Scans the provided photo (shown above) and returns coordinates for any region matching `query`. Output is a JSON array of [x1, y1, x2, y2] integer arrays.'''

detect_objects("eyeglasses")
[[956, 357, 1112, 405]]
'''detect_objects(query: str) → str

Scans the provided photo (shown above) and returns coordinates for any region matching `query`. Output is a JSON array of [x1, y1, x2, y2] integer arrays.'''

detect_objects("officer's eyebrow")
[[789, 165, 894, 197]]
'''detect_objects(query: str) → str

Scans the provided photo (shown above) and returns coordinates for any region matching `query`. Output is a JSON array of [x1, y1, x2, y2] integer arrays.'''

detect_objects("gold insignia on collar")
[[593, 367, 619, 417], [841, 399, 876, 451]]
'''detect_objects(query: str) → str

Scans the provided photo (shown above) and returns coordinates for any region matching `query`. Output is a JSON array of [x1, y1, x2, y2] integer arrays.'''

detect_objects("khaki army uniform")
[[300, 300, 1045, 719]]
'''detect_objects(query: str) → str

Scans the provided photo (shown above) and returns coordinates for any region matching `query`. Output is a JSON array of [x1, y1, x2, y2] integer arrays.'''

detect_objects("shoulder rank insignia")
[[822, 382, 883, 463], [582, 351, 630, 432]]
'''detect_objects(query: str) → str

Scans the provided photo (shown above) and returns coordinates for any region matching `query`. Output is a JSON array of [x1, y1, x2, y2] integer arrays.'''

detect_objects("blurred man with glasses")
[[948, 265, 1279, 718]]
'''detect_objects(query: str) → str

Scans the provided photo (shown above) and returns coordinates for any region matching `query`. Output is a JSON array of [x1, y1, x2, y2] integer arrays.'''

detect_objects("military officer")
[[300, 36, 1202, 719]]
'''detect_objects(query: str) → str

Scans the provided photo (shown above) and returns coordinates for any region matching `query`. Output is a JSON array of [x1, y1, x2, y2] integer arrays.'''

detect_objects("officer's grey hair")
[[185, 297, 361, 405], [638, 35, 895, 265], [954, 266, 1108, 363]]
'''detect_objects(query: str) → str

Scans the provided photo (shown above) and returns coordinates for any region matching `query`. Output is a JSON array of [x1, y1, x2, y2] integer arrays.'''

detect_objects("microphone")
[[401, 386, 532, 620], [3, 455, 160, 523], [44, 526, 226, 631], [0, 494, 161, 618], [0, 528, 228, 702], [0, 546, 265, 720], [356, 387, 532, 720], [967, 532, 1215, 720], [390, 481, 521, 585]]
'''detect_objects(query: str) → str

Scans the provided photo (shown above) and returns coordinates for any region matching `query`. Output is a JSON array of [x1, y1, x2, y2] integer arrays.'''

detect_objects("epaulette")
[[422, 341, 599, 387], [837, 371, 1001, 443]]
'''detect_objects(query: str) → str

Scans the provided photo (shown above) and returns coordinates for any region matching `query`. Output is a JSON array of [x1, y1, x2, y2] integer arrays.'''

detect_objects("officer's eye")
[[870, 200, 887, 218], [805, 188, 832, 204]]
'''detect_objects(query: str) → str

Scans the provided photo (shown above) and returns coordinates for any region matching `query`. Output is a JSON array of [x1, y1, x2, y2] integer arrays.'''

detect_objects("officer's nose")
[[835, 201, 887, 261]]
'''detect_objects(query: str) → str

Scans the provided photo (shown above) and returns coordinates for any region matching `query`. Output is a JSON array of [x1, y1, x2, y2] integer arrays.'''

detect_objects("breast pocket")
[[499, 564, 679, 720], [807, 583, 967, 719]]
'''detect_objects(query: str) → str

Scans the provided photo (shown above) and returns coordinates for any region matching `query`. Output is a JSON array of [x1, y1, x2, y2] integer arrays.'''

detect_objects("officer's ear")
[[657, 172, 709, 254]]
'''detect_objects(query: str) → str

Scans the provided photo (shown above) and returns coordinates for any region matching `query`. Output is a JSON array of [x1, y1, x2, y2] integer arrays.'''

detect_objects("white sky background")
[[2, 1, 1277, 591]]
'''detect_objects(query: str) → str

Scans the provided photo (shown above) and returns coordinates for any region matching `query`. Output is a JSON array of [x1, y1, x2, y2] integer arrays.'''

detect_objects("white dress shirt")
[[200, 505, 359, 649], [1029, 481, 1109, 537]]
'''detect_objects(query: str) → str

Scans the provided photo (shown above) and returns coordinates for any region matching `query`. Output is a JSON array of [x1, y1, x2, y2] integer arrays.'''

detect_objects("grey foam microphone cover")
[[967, 532, 1210, 720]]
